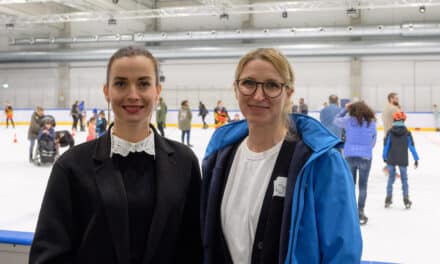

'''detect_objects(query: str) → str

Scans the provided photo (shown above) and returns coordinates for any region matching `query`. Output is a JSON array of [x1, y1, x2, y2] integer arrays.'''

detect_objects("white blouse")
[[221, 137, 283, 264]]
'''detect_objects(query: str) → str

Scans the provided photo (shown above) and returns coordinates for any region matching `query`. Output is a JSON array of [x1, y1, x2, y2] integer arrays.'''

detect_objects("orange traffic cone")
[[13, 133, 18, 143]]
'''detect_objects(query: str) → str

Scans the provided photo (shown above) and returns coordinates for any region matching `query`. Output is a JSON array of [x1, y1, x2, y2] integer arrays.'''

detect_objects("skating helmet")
[[392, 111, 406, 121]]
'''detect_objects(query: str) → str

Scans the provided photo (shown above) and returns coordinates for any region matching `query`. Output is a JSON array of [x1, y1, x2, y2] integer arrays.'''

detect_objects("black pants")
[[6, 118, 15, 128], [72, 115, 79, 130], [79, 113, 85, 131], [157, 122, 165, 136], [201, 115, 207, 127]]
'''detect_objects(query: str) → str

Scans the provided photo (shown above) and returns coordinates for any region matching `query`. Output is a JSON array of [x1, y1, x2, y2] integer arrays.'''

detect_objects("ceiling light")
[[5, 23, 14, 29], [282, 11, 288, 19], [346, 7, 359, 17], [419, 6, 426, 13], [108, 18, 117, 25], [219, 13, 229, 20]]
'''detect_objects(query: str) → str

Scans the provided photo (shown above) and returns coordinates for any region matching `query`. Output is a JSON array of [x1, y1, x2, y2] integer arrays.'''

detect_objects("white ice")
[[1, 125, 439, 263]]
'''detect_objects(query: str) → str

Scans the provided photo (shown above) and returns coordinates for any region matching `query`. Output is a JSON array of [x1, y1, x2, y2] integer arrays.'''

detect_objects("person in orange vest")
[[4, 103, 15, 128], [214, 100, 230, 129]]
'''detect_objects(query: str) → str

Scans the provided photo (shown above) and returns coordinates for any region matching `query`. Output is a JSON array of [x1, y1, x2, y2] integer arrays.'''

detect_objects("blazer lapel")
[[93, 130, 130, 264], [143, 127, 177, 263]]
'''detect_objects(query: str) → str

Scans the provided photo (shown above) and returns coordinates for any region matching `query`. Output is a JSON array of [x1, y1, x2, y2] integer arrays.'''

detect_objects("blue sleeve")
[[407, 134, 419, 161], [371, 122, 377, 148], [319, 109, 324, 122], [285, 149, 362, 264], [383, 133, 391, 161], [333, 109, 349, 128]]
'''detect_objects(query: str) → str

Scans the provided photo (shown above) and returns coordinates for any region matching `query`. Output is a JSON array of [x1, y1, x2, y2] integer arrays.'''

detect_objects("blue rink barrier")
[[0, 230, 399, 263], [0, 230, 33, 245]]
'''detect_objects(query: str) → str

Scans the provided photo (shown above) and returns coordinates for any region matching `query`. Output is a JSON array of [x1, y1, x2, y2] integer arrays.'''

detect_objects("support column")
[[350, 57, 362, 100], [57, 64, 70, 108], [56, 21, 71, 108], [349, 9, 362, 100]]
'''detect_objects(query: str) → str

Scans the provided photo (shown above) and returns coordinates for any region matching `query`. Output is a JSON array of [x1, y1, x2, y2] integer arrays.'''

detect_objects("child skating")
[[383, 111, 419, 209]]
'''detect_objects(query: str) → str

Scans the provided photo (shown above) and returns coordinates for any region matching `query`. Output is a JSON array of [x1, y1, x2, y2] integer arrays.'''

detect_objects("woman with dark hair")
[[30, 46, 202, 263], [334, 101, 377, 225]]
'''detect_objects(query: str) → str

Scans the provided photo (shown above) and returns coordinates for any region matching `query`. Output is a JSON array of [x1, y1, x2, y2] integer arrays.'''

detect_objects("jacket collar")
[[93, 123, 175, 264], [204, 113, 341, 160]]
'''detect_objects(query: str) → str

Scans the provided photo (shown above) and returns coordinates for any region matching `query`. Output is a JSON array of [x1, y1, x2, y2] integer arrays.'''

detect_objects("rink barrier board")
[[0, 230, 399, 263], [0, 121, 438, 132]]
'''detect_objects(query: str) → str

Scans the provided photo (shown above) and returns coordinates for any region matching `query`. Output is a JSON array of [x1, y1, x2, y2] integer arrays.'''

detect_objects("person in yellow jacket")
[[4, 103, 15, 128], [213, 100, 229, 129]]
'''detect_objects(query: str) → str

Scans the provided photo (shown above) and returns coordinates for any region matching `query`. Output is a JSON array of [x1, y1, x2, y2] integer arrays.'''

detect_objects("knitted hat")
[[393, 111, 406, 121]]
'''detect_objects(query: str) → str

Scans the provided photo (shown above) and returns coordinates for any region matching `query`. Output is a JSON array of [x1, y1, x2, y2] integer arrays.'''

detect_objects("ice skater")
[[383, 111, 419, 209]]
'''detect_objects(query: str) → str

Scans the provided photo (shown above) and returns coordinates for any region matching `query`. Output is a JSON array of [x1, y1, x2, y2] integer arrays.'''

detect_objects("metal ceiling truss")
[[9, 23, 440, 45], [1, 0, 440, 24], [3, 39, 440, 63]]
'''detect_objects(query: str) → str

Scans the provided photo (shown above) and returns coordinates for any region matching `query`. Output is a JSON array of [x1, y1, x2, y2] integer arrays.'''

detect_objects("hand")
[[414, 160, 418, 169]]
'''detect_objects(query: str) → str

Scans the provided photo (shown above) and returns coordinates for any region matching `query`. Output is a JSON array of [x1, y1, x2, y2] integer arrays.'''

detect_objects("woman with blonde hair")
[[201, 48, 362, 263]]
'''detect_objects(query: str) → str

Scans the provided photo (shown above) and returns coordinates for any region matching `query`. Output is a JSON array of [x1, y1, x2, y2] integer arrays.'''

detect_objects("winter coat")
[[71, 103, 80, 118], [29, 125, 202, 264], [199, 103, 208, 117], [28, 112, 43, 140], [382, 103, 399, 136], [156, 100, 168, 124], [383, 124, 419, 166], [38, 127, 55, 141], [201, 114, 362, 264], [334, 109, 377, 159], [178, 106, 192, 131], [292, 103, 308, 115], [96, 118, 107, 137], [320, 104, 343, 138]]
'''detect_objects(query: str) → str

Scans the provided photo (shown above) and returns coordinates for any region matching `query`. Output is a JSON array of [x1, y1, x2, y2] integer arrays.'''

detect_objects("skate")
[[403, 197, 412, 209], [385, 196, 392, 208], [359, 210, 368, 225]]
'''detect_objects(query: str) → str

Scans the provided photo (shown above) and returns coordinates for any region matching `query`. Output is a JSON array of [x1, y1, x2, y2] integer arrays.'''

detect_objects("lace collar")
[[110, 130, 155, 158]]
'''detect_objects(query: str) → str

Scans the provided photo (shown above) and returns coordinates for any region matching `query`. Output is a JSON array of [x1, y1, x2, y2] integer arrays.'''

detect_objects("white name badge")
[[273, 176, 287, 197]]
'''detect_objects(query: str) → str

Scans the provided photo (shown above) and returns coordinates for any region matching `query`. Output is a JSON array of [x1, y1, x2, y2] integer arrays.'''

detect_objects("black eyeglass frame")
[[235, 79, 288, 99]]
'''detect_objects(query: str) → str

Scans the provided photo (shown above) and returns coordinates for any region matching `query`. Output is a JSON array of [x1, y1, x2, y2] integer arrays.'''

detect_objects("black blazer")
[[29, 125, 202, 264]]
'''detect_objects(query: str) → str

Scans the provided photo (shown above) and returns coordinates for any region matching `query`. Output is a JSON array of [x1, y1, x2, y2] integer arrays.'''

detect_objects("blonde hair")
[[235, 48, 295, 129]]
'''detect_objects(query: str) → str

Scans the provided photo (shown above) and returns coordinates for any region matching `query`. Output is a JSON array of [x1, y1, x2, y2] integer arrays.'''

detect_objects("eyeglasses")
[[236, 79, 287, 98]]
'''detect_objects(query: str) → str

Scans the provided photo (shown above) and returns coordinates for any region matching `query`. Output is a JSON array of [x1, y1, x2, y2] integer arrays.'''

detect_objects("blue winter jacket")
[[202, 114, 362, 264], [320, 104, 343, 138]]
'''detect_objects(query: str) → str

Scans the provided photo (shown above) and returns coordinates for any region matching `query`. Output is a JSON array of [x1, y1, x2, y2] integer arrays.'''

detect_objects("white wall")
[[362, 56, 440, 112], [1, 56, 440, 112]]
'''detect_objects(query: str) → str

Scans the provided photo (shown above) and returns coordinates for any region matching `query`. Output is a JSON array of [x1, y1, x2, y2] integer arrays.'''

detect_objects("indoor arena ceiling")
[[1, 0, 440, 58]]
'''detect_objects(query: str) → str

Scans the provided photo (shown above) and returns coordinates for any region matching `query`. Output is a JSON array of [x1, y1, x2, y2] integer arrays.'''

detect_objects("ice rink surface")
[[1, 125, 439, 263]]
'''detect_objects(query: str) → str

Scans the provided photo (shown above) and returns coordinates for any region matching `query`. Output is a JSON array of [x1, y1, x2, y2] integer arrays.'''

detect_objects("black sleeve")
[[176, 152, 202, 263], [29, 162, 75, 264]]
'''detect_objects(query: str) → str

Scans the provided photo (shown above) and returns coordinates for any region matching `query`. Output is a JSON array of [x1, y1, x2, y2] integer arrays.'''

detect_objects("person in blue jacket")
[[201, 48, 362, 264], [383, 111, 419, 209]]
